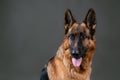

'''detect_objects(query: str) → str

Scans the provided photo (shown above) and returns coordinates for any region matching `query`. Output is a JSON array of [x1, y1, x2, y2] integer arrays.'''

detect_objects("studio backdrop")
[[0, 0, 120, 80]]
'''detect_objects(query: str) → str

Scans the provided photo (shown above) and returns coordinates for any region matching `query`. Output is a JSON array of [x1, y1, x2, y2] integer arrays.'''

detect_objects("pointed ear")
[[64, 9, 75, 34], [84, 8, 96, 36]]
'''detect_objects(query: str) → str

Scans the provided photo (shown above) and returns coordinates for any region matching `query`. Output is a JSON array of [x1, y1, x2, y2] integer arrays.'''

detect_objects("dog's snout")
[[71, 49, 80, 59], [71, 49, 79, 54]]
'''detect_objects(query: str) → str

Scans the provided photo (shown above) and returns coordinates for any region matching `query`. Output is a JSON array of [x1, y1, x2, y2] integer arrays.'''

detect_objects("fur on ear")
[[64, 9, 76, 34], [84, 8, 96, 36]]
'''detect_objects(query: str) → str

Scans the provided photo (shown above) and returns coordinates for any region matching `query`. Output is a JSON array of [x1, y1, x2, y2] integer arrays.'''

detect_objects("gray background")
[[0, 0, 120, 80]]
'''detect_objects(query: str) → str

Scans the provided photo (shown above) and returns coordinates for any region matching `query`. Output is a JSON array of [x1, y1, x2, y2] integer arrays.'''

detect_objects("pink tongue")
[[72, 57, 82, 67]]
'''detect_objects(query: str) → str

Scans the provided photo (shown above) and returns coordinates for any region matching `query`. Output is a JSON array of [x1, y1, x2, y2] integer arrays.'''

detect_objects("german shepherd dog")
[[40, 8, 96, 80]]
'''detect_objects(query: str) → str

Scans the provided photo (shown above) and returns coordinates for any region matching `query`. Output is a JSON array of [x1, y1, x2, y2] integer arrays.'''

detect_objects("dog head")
[[63, 9, 96, 67]]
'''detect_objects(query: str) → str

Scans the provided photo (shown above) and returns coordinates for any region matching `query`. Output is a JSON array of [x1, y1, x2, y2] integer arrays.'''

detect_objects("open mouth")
[[71, 53, 86, 67], [71, 48, 87, 67], [72, 57, 82, 67]]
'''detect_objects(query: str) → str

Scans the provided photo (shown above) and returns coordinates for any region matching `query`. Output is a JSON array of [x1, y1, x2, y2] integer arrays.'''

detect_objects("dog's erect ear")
[[84, 8, 96, 36], [64, 9, 75, 34]]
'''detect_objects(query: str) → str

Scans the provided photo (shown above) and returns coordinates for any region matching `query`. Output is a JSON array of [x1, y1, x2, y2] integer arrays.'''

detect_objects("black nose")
[[71, 50, 80, 59]]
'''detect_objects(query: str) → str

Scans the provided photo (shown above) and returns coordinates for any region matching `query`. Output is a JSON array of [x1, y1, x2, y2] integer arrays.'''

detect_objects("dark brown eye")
[[69, 34, 75, 40]]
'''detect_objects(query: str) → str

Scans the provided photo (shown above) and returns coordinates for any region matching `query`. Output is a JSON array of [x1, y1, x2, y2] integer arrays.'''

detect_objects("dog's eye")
[[69, 34, 75, 40]]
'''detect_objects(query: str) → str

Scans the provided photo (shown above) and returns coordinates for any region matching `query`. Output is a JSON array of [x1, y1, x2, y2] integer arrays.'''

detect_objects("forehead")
[[68, 22, 87, 33]]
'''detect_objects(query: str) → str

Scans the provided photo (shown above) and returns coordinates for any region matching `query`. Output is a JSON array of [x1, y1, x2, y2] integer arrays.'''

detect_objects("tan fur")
[[47, 22, 96, 80], [45, 8, 97, 80]]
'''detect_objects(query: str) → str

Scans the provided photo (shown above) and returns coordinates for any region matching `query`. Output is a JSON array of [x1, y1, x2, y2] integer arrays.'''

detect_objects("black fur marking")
[[40, 56, 55, 80], [84, 8, 96, 38], [69, 32, 88, 59], [65, 27, 69, 34], [48, 56, 54, 62], [65, 9, 75, 26], [90, 27, 95, 37], [64, 9, 76, 34], [83, 21, 96, 39], [40, 67, 49, 80]]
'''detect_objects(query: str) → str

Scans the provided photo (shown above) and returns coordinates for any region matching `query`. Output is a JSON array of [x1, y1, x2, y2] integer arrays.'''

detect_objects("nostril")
[[71, 50, 79, 54], [72, 50, 75, 54]]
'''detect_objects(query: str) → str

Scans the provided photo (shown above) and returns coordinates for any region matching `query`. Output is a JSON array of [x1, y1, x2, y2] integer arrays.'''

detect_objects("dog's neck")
[[55, 45, 92, 80], [56, 45, 87, 71]]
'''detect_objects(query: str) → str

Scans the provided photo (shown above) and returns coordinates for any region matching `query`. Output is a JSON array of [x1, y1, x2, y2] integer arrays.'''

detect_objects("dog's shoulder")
[[40, 66, 49, 80], [49, 56, 55, 62], [40, 56, 55, 80]]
